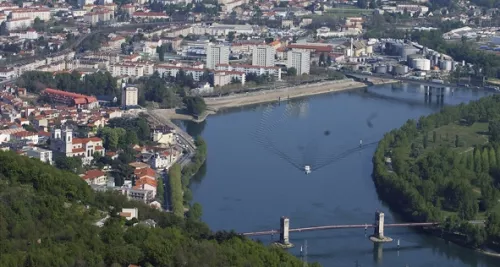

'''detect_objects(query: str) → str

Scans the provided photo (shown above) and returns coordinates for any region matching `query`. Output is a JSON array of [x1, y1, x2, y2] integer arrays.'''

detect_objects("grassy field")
[[412, 122, 500, 220], [424, 122, 489, 154]]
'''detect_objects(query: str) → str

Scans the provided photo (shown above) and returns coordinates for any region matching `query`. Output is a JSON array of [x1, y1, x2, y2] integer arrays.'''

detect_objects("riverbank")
[[204, 79, 367, 111]]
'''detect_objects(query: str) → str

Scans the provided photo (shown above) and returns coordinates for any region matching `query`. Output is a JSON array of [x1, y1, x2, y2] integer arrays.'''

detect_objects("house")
[[25, 147, 53, 165], [120, 208, 138, 220], [12, 130, 39, 144], [81, 169, 107, 185], [41, 88, 99, 109]]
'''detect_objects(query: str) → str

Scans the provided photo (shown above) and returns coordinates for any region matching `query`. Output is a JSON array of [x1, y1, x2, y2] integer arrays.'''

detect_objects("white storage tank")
[[413, 58, 431, 71], [439, 60, 453, 71]]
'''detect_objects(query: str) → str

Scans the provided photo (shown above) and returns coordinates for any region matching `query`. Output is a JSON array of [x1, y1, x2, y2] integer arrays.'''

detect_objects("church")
[[50, 128, 105, 165]]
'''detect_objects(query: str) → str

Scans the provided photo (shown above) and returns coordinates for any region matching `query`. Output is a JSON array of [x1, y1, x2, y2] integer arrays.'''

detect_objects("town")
[[0, 0, 499, 214], [0, 0, 500, 266]]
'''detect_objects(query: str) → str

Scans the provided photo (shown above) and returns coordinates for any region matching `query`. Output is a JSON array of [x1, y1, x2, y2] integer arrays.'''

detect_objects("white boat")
[[304, 165, 311, 174]]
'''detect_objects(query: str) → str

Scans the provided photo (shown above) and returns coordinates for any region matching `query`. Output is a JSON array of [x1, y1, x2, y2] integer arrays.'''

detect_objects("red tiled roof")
[[134, 167, 156, 178], [72, 148, 85, 153], [287, 44, 333, 52], [82, 169, 105, 180], [72, 137, 102, 144], [43, 88, 97, 104]]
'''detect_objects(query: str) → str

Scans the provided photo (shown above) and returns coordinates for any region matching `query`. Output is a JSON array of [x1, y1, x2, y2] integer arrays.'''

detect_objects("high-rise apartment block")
[[121, 85, 138, 108], [206, 44, 230, 70], [252, 45, 276, 67], [287, 49, 310, 75]]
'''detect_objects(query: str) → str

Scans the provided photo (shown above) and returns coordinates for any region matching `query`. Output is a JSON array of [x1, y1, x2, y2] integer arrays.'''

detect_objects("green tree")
[[326, 55, 332, 66], [423, 133, 428, 148], [489, 147, 497, 169], [455, 134, 460, 147], [481, 148, 490, 173], [319, 53, 326, 66], [474, 147, 482, 173], [187, 202, 203, 221], [433, 131, 437, 142], [168, 163, 184, 217], [287, 67, 297, 76], [183, 96, 206, 115]]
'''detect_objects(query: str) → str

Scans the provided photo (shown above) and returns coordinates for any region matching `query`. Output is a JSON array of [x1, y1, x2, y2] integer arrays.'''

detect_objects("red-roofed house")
[[81, 169, 107, 185], [41, 88, 99, 109]]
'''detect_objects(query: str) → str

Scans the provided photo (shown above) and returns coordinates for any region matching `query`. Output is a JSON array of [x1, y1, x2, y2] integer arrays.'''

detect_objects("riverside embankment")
[[204, 79, 367, 111]]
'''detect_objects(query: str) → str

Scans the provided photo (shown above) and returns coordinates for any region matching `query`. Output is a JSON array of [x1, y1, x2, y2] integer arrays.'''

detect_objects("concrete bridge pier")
[[275, 216, 294, 248], [370, 211, 393, 243]]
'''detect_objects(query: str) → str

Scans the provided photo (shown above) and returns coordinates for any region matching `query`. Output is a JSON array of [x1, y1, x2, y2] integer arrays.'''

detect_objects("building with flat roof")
[[121, 85, 138, 108], [206, 44, 230, 70]]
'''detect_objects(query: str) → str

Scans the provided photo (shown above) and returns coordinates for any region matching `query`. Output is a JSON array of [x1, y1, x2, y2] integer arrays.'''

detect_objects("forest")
[[0, 151, 319, 267], [373, 95, 500, 250]]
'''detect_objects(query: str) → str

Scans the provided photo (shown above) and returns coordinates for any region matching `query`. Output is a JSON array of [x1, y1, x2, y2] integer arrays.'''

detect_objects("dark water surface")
[[185, 84, 499, 267]]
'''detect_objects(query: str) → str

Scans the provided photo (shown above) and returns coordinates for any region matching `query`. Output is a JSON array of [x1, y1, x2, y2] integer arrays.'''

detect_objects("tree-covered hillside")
[[373, 95, 500, 250], [0, 151, 319, 267]]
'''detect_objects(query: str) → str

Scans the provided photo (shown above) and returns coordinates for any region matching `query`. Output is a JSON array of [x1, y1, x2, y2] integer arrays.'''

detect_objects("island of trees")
[[0, 150, 321, 266], [373, 95, 500, 251]]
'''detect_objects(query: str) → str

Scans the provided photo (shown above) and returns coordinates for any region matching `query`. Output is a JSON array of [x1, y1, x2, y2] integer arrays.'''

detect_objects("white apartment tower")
[[206, 44, 230, 70], [121, 85, 139, 108], [252, 45, 276, 67], [287, 49, 310, 75]]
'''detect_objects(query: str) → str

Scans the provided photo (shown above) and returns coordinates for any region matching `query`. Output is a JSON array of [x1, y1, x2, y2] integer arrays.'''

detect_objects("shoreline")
[[149, 79, 368, 123], [204, 79, 367, 112]]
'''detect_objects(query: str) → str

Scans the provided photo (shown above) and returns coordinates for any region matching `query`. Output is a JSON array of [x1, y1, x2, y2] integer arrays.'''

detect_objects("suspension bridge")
[[240, 211, 440, 247]]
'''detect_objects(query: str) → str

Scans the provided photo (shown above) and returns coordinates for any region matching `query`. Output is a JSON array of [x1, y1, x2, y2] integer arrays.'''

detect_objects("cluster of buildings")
[[0, 82, 182, 205]]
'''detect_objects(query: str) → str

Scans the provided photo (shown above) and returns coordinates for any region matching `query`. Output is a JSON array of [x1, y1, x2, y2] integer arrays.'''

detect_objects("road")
[[343, 71, 488, 90]]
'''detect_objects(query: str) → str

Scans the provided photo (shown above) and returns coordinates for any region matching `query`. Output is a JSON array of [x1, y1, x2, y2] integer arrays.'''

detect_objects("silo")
[[401, 46, 420, 59], [439, 60, 453, 71], [407, 54, 421, 68], [414, 58, 431, 71], [393, 65, 408, 75], [375, 65, 387, 74]]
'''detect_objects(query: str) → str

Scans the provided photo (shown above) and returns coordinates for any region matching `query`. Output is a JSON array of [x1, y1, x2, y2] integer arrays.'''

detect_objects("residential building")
[[0, 67, 16, 80], [121, 85, 138, 108], [25, 147, 52, 165], [152, 129, 174, 145], [206, 44, 230, 70], [287, 49, 310, 75], [12, 130, 39, 144], [10, 8, 51, 21], [213, 71, 246, 87], [81, 169, 107, 185], [50, 128, 105, 165], [120, 208, 138, 220], [216, 64, 281, 80], [41, 88, 99, 109], [6, 18, 32, 31], [252, 45, 276, 67]]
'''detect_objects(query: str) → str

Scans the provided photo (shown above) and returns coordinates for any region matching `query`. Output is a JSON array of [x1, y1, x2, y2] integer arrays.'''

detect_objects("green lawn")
[[409, 122, 499, 220], [423, 122, 489, 154]]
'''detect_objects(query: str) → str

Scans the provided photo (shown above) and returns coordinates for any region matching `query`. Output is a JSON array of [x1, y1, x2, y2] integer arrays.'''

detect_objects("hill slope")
[[0, 151, 318, 267]]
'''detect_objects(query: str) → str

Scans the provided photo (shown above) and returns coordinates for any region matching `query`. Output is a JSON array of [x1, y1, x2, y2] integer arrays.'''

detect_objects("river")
[[183, 83, 500, 267]]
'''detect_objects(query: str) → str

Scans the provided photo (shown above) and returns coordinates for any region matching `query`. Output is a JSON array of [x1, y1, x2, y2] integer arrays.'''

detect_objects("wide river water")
[[183, 83, 500, 267]]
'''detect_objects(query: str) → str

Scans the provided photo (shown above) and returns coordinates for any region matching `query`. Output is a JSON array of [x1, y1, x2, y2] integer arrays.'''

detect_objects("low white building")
[[25, 147, 53, 165], [120, 208, 138, 220]]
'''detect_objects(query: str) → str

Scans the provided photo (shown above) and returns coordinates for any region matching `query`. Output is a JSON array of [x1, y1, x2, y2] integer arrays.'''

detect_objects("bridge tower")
[[374, 211, 385, 239], [370, 211, 392, 242], [277, 216, 294, 248]]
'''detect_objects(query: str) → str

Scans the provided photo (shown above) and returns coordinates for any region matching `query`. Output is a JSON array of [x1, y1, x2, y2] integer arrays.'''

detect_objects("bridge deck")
[[241, 222, 438, 236]]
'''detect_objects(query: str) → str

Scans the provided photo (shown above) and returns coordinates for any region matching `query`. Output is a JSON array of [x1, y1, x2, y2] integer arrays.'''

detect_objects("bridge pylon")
[[370, 211, 393, 243], [274, 216, 294, 248]]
